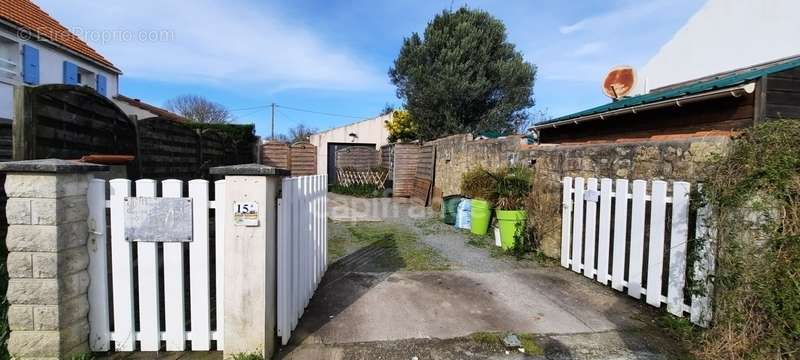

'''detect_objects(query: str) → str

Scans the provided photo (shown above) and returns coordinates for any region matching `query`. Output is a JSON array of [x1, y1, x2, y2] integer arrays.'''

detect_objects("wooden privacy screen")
[[411, 145, 435, 206], [260, 141, 317, 176], [289, 142, 317, 176], [14, 84, 138, 163], [261, 141, 290, 169], [335, 146, 379, 169], [12, 85, 257, 180], [388, 144, 420, 198], [137, 118, 255, 180]]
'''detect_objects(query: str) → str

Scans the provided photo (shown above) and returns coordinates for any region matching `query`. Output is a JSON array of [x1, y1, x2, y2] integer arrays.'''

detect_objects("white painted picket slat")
[[646, 181, 668, 306], [135, 179, 161, 351], [214, 180, 226, 350], [583, 178, 598, 279], [561, 176, 711, 327], [109, 179, 135, 351], [560, 177, 573, 268], [87, 179, 110, 351], [596, 178, 613, 286], [611, 179, 629, 291], [189, 180, 211, 350], [667, 182, 690, 316], [571, 177, 585, 273], [627, 180, 647, 299], [162, 179, 186, 351], [277, 175, 328, 345]]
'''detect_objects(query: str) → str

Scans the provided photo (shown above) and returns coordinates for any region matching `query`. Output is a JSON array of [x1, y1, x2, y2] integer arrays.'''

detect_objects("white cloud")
[[558, 0, 674, 36], [559, 21, 586, 35], [570, 41, 607, 57], [34, 0, 385, 92]]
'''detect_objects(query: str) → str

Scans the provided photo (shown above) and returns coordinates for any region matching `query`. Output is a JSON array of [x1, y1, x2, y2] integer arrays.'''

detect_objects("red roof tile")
[[0, 0, 119, 72]]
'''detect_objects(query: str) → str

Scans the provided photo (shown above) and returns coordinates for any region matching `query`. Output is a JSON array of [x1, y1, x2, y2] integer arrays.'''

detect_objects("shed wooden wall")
[[538, 94, 755, 144], [391, 144, 420, 198], [765, 67, 800, 119]]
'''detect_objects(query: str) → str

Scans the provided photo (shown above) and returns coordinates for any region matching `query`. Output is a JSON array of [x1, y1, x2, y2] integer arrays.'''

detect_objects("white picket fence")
[[561, 177, 714, 326], [277, 175, 328, 345], [87, 178, 226, 352]]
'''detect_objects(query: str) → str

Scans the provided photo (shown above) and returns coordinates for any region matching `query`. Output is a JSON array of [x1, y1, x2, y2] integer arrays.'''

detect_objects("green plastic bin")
[[442, 195, 462, 225], [470, 199, 492, 235], [497, 210, 527, 250]]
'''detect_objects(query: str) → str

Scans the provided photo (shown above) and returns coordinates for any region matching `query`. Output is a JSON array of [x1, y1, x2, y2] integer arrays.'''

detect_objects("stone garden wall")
[[429, 134, 732, 257]]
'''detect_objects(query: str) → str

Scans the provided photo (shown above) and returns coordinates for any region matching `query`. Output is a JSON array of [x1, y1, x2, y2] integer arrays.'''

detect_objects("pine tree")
[[389, 7, 536, 141]]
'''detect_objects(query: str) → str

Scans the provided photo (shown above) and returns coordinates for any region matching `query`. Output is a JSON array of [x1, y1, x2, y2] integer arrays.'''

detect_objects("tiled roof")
[[538, 55, 800, 127], [114, 95, 187, 123], [0, 0, 119, 72]]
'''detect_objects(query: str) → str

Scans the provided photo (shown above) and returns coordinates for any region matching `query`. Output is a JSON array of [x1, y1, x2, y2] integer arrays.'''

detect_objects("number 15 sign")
[[233, 201, 259, 226]]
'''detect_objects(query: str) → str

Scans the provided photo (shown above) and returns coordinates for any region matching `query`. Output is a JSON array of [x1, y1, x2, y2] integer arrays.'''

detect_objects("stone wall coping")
[[210, 163, 290, 176], [0, 159, 109, 174]]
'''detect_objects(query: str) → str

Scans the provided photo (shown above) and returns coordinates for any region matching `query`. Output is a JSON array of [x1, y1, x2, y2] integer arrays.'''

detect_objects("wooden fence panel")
[[261, 141, 290, 169], [392, 144, 420, 198], [335, 146, 379, 169], [410, 145, 435, 206], [138, 118, 199, 180], [289, 142, 316, 176]]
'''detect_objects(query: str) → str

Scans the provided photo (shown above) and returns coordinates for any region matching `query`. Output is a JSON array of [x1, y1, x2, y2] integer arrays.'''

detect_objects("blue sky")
[[37, 0, 704, 138]]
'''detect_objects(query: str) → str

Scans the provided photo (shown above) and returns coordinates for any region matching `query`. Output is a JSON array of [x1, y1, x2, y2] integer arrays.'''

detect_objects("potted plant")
[[492, 166, 532, 250], [460, 167, 497, 235]]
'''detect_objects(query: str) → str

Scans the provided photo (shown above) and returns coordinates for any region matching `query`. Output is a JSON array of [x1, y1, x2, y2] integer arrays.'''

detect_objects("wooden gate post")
[[210, 164, 289, 359], [0, 159, 108, 359]]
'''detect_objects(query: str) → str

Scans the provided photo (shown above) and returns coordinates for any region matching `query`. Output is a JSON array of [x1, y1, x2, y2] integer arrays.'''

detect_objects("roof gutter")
[[531, 82, 756, 131]]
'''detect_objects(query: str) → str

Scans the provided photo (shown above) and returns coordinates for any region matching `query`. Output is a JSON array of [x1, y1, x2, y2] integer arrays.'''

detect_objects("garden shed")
[[532, 56, 800, 144]]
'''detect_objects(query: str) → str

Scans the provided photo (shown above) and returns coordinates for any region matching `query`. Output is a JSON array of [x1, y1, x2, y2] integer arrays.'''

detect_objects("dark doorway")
[[327, 142, 376, 184]]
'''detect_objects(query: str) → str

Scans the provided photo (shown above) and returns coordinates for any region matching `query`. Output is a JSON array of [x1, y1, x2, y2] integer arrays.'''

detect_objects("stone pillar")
[[209, 164, 288, 359], [0, 159, 108, 359]]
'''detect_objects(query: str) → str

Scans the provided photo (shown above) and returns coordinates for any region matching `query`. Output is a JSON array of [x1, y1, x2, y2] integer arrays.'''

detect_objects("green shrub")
[[695, 119, 800, 359], [329, 183, 385, 198], [491, 166, 532, 210], [460, 167, 497, 202]]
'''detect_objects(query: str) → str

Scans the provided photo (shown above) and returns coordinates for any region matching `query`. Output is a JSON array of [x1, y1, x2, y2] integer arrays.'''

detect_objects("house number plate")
[[233, 201, 259, 227], [124, 197, 193, 242]]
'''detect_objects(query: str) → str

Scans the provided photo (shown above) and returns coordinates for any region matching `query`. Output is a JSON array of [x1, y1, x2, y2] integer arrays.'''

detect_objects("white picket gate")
[[87, 178, 226, 352], [561, 177, 714, 326], [277, 175, 328, 345]]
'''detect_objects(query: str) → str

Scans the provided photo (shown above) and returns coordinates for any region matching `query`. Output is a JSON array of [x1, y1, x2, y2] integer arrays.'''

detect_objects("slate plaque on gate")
[[124, 197, 193, 242]]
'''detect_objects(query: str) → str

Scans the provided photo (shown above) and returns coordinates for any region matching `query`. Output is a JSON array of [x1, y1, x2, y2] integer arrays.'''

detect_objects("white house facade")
[[309, 113, 392, 176], [634, 0, 800, 94], [0, 0, 121, 121]]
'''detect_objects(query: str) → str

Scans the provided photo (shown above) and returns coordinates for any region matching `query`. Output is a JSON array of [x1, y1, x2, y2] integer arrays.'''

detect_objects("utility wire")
[[228, 103, 372, 120], [276, 104, 370, 119]]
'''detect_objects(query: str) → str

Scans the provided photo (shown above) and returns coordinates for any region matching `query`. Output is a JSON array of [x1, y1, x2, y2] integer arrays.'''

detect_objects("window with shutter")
[[63, 61, 79, 85], [96, 74, 107, 96]]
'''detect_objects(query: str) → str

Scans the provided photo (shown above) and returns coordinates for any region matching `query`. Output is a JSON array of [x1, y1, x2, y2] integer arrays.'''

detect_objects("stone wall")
[[429, 134, 731, 257]]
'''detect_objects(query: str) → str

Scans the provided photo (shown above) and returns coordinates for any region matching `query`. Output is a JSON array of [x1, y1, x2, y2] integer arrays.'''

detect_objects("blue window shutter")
[[96, 74, 107, 96], [63, 61, 78, 85], [22, 45, 40, 85]]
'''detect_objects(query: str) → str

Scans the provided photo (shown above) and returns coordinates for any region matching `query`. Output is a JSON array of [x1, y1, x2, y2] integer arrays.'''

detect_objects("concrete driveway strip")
[[295, 269, 649, 344]]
